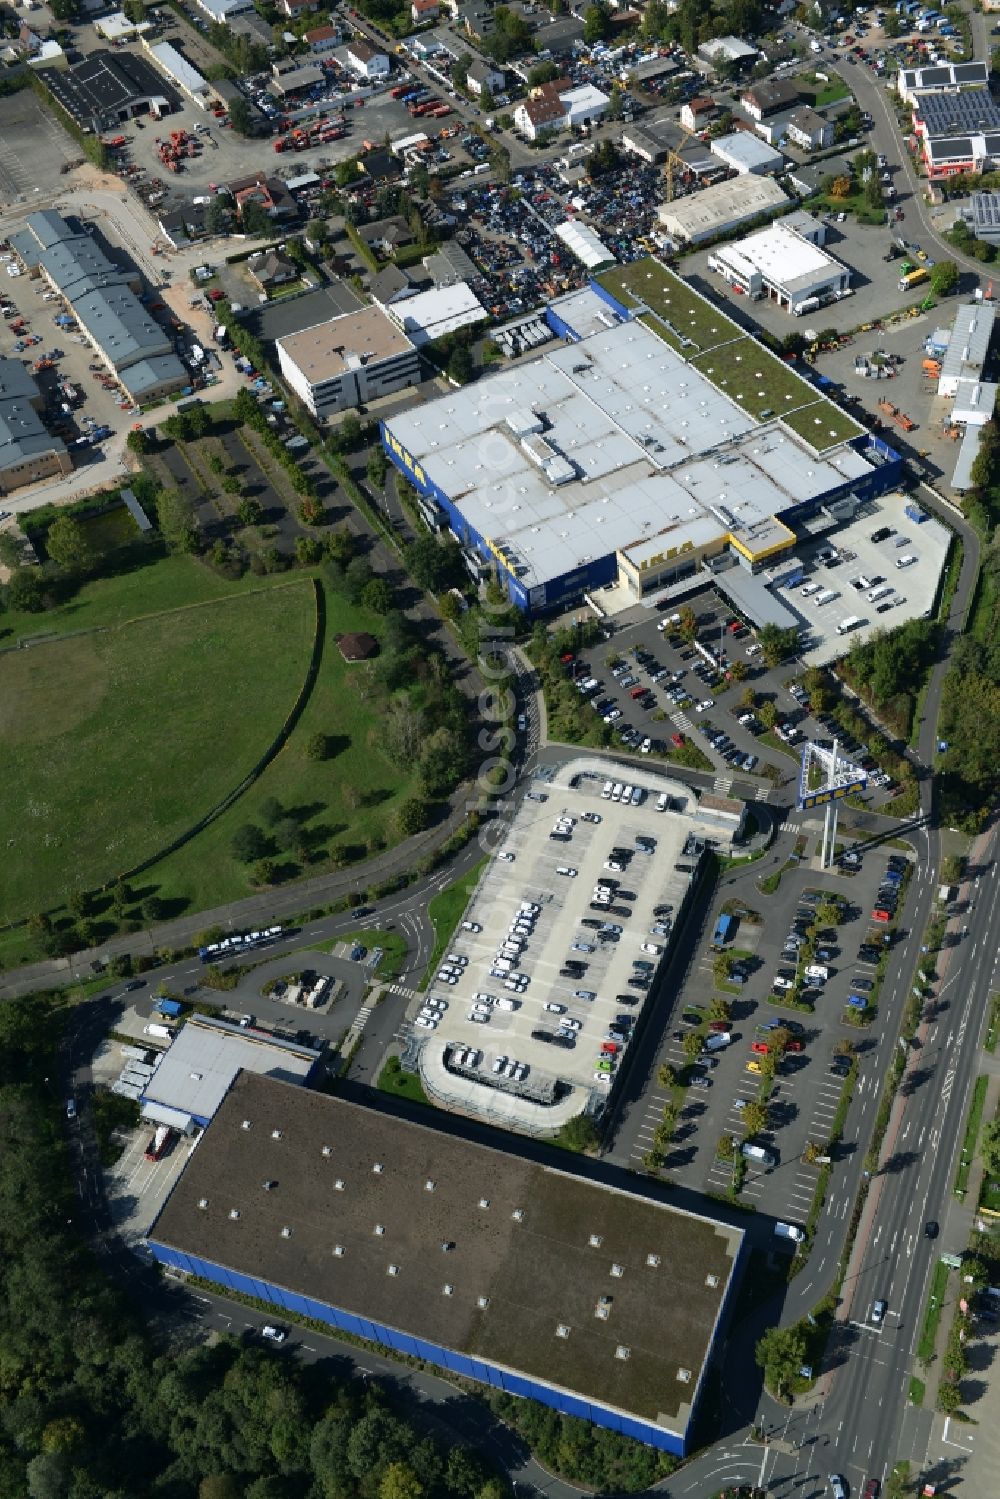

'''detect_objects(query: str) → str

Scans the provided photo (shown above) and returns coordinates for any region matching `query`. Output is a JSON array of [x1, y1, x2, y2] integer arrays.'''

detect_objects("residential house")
[[360, 215, 415, 257], [679, 96, 716, 132], [247, 249, 299, 292], [369, 265, 419, 304], [304, 23, 342, 53], [277, 0, 320, 15], [229, 172, 297, 219], [345, 40, 390, 80], [411, 0, 439, 19], [513, 84, 565, 141], [466, 57, 504, 97], [785, 106, 834, 151], [740, 78, 800, 122]]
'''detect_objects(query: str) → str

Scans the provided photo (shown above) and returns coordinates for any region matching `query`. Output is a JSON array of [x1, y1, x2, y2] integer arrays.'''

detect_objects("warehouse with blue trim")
[[147, 1072, 746, 1455], [380, 258, 901, 617]]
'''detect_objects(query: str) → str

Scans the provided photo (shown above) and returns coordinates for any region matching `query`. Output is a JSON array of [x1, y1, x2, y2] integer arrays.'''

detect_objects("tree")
[[657, 1062, 676, 1089], [930, 259, 959, 296], [45, 515, 93, 574], [251, 857, 279, 886], [709, 996, 732, 1022], [678, 605, 698, 641], [229, 95, 254, 136], [583, 1, 612, 43], [142, 896, 166, 923], [830, 175, 852, 200], [729, 658, 748, 682], [126, 427, 149, 455], [742, 1099, 769, 1137], [759, 623, 799, 667], [447, 343, 474, 384], [367, 448, 388, 490], [241, 199, 272, 237], [557, 1113, 600, 1152], [206, 196, 233, 236], [237, 497, 264, 526], [156, 489, 199, 552], [755, 1324, 807, 1399], [305, 732, 329, 761], [758, 699, 777, 730], [981, 1117, 1000, 1178], [379, 1464, 423, 1499], [682, 1031, 703, 1061], [528, 60, 559, 85], [0, 530, 21, 568], [8, 565, 50, 613], [362, 577, 394, 614], [587, 139, 619, 178], [231, 823, 270, 863], [937, 1380, 962, 1413], [740, 685, 756, 709], [406, 534, 463, 593], [712, 952, 733, 985], [816, 899, 842, 928], [397, 797, 431, 837], [122, 0, 146, 19]]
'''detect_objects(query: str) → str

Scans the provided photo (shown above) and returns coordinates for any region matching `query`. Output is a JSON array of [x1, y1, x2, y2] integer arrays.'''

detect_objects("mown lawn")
[[0, 555, 425, 930], [420, 857, 489, 988]]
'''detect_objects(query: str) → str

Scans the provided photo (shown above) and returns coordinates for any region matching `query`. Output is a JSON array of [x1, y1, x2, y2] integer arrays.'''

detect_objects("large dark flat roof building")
[[43, 49, 176, 129], [148, 1073, 746, 1454]]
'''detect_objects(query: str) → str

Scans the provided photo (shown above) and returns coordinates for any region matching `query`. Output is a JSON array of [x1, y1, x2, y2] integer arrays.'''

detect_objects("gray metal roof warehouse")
[[0, 357, 69, 475], [140, 1016, 322, 1131], [148, 1072, 745, 1454], [18, 212, 186, 387]]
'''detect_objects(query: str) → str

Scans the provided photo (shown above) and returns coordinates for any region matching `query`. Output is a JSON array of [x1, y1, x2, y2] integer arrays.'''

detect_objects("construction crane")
[[664, 124, 697, 203]]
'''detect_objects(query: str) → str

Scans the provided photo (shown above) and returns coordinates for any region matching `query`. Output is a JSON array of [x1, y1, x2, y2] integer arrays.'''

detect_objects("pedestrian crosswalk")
[[386, 981, 419, 1004], [672, 711, 693, 733], [713, 775, 733, 795], [754, 785, 771, 802]]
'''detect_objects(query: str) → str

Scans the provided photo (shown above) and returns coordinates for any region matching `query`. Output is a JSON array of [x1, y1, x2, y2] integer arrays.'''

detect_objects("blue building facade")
[[380, 275, 902, 618], [147, 1236, 746, 1455]]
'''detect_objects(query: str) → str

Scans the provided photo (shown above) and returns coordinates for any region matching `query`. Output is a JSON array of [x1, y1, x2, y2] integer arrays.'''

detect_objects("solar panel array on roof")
[[916, 87, 1000, 137]]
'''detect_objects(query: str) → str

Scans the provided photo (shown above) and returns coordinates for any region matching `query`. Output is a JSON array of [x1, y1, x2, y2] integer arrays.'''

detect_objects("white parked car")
[[414, 1015, 437, 1029], [461, 921, 482, 932], [555, 866, 577, 877], [499, 851, 515, 862], [545, 1002, 566, 1013], [696, 699, 714, 712]]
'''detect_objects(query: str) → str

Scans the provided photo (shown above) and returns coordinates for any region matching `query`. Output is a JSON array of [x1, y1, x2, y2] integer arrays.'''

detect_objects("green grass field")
[[1, 579, 313, 922], [0, 556, 425, 930], [420, 857, 489, 988]]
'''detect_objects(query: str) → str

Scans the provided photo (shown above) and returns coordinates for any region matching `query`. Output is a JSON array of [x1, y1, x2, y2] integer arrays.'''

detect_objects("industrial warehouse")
[[148, 1072, 745, 1455], [9, 211, 188, 404], [380, 260, 901, 616]]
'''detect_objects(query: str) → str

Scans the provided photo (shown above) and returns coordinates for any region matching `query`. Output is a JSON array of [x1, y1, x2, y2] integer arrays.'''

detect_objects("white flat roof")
[[148, 40, 209, 97], [385, 319, 873, 589], [710, 132, 784, 172], [388, 282, 487, 346], [714, 223, 848, 296], [560, 84, 610, 111]]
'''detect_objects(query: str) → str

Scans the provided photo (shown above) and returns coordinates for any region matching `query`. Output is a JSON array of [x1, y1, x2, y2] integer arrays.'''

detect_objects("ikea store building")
[[380, 260, 901, 617]]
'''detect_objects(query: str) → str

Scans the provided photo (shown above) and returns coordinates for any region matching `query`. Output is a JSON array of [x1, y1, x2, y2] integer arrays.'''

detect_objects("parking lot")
[[610, 845, 913, 1233], [0, 90, 82, 207], [412, 755, 746, 1135]]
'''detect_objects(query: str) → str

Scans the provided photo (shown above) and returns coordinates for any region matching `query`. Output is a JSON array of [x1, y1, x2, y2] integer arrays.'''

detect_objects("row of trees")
[[0, 989, 514, 1498]]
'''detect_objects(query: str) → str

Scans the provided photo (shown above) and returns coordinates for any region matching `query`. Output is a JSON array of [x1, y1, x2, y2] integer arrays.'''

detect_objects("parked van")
[[742, 1142, 777, 1168], [896, 554, 917, 568], [494, 958, 513, 973], [656, 791, 669, 812], [611, 782, 624, 801], [774, 1221, 806, 1243], [815, 588, 838, 606], [805, 964, 829, 981], [801, 581, 820, 597], [867, 584, 893, 604], [703, 1032, 731, 1052], [602, 779, 613, 799]]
